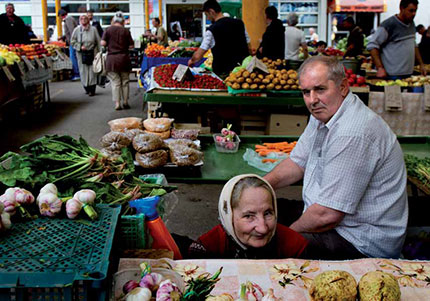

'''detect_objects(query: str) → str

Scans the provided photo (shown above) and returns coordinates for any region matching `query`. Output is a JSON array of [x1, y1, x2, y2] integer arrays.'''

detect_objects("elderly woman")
[[101, 11, 134, 110], [71, 14, 100, 96], [188, 174, 308, 259]]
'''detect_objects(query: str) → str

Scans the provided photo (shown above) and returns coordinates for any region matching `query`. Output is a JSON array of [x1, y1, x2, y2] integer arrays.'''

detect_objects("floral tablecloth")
[[118, 258, 430, 300]]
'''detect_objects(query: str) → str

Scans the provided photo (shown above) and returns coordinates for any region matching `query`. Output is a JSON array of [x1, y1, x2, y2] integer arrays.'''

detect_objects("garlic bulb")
[[0, 202, 12, 231], [66, 198, 83, 219], [156, 279, 181, 301], [261, 289, 280, 301], [126, 287, 152, 301], [0, 194, 16, 216], [13, 188, 35, 205], [38, 193, 62, 217], [3, 188, 33, 219], [39, 183, 58, 197], [73, 189, 97, 220]]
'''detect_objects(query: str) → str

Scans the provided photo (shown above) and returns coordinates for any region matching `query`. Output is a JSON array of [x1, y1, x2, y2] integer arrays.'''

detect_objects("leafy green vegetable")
[[405, 155, 430, 191]]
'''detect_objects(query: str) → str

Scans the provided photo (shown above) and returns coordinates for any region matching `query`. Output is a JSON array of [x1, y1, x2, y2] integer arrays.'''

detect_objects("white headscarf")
[[218, 174, 277, 250]]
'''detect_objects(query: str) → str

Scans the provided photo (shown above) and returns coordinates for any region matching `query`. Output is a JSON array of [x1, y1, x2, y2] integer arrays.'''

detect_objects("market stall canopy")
[[328, 0, 387, 13]]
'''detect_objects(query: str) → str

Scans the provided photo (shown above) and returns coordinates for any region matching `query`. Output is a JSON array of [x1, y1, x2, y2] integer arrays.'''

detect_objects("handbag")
[[92, 51, 106, 74], [80, 28, 94, 65]]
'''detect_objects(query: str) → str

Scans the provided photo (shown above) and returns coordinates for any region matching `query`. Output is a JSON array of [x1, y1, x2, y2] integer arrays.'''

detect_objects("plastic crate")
[[119, 213, 147, 249], [0, 204, 121, 301]]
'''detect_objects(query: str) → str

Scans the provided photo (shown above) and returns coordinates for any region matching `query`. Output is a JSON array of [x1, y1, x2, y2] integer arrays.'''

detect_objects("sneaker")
[[71, 76, 80, 81]]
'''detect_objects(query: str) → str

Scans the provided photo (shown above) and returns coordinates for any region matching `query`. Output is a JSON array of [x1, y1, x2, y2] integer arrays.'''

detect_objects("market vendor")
[[257, 6, 285, 61], [188, 174, 308, 259], [0, 3, 29, 45], [342, 17, 364, 57], [367, 0, 426, 78], [188, 0, 251, 77], [264, 56, 408, 260]]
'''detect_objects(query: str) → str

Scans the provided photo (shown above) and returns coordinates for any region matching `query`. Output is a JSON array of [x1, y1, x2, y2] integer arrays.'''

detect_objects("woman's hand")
[[81, 45, 87, 51]]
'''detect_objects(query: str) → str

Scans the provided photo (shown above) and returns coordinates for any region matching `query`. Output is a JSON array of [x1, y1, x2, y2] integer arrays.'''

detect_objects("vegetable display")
[[254, 141, 297, 157], [0, 202, 12, 232], [0, 135, 176, 215], [154, 64, 226, 90], [345, 68, 367, 87], [405, 155, 430, 194], [214, 124, 238, 151]]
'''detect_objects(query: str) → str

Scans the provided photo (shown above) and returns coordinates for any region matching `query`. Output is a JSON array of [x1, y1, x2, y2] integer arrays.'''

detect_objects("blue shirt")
[[290, 92, 408, 258]]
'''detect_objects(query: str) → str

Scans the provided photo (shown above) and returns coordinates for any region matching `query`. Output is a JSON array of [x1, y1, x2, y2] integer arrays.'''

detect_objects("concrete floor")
[[0, 78, 304, 240]]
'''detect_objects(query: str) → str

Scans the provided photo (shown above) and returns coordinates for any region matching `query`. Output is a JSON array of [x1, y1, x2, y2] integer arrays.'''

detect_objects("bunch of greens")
[[0, 135, 176, 214], [405, 155, 430, 192], [181, 268, 223, 301]]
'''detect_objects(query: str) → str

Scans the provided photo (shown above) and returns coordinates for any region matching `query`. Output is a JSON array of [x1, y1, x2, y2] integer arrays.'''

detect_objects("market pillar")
[[159, 0, 163, 24], [55, 0, 62, 40], [145, 0, 150, 30], [242, 0, 268, 52], [41, 0, 48, 42]]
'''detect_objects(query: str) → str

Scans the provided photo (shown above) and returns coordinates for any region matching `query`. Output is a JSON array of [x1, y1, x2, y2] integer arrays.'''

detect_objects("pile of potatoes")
[[262, 57, 287, 69], [225, 68, 300, 91]]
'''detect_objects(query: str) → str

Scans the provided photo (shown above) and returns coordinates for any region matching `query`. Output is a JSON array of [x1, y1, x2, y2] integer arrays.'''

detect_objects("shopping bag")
[[92, 51, 106, 74]]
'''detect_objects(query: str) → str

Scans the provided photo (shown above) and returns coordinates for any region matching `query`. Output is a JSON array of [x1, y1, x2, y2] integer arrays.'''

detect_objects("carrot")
[[254, 141, 298, 157], [262, 158, 278, 163]]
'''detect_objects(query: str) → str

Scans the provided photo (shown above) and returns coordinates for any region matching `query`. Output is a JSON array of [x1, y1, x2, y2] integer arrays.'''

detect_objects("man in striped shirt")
[[265, 56, 408, 259]]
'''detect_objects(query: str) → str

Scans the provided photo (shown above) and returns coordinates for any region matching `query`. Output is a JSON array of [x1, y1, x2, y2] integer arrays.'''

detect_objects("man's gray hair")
[[5, 3, 14, 9], [298, 56, 346, 86], [287, 13, 299, 26], [112, 11, 125, 24]]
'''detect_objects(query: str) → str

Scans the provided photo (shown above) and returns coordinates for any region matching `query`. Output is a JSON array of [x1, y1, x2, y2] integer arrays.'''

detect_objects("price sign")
[[384, 85, 403, 111], [22, 56, 35, 70], [17, 61, 25, 76], [172, 64, 192, 82], [42, 54, 52, 68], [55, 49, 66, 61], [34, 57, 45, 69], [2, 66, 15, 82], [424, 85, 430, 111], [246, 56, 269, 74]]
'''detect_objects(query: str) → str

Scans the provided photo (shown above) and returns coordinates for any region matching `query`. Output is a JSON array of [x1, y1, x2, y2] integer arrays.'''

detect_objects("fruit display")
[[44, 43, 63, 56], [145, 43, 171, 57], [322, 47, 344, 57], [203, 49, 213, 69], [225, 67, 300, 91], [414, 64, 430, 73], [153, 64, 226, 90], [345, 68, 367, 87], [372, 76, 430, 87], [7, 43, 50, 60], [0, 45, 21, 66], [214, 124, 240, 153], [169, 39, 200, 48]]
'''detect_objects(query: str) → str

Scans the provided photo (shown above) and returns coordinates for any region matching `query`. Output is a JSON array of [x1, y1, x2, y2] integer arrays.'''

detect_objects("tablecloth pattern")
[[368, 92, 430, 135], [119, 258, 430, 300]]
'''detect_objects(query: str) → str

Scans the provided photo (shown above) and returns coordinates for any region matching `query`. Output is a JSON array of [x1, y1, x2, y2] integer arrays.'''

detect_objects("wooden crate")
[[240, 114, 268, 135], [267, 114, 308, 135]]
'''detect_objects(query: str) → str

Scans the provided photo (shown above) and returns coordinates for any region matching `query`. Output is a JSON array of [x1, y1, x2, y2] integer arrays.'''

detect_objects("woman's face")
[[80, 15, 89, 26], [233, 186, 276, 248]]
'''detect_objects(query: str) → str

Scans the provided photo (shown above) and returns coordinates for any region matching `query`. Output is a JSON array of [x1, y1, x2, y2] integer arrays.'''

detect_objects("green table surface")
[[165, 135, 430, 183], [144, 91, 305, 106]]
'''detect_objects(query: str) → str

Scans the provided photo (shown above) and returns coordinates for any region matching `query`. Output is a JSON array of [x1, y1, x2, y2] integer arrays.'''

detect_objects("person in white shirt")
[[309, 27, 319, 42], [284, 13, 308, 60]]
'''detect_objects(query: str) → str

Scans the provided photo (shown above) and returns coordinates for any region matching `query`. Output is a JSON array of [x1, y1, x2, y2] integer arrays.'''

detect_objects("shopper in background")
[[417, 24, 430, 64], [87, 9, 103, 38], [342, 17, 364, 57], [0, 3, 29, 45], [284, 13, 308, 61], [169, 23, 182, 41], [188, 175, 308, 259], [59, 9, 80, 81], [71, 14, 100, 96], [309, 27, 319, 43], [149, 17, 168, 47], [188, 0, 250, 78], [367, 0, 426, 78], [257, 6, 285, 60], [101, 11, 134, 110], [265, 56, 408, 260]]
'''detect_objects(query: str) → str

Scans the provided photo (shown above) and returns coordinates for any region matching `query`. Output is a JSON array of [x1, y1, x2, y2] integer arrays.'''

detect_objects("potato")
[[266, 74, 274, 80], [243, 71, 250, 78], [269, 69, 276, 74], [262, 79, 270, 84], [237, 77, 245, 83], [289, 73, 298, 79], [281, 69, 287, 74], [242, 83, 250, 89], [266, 83, 275, 90], [295, 80, 299, 85], [282, 74, 289, 80], [287, 79, 295, 85], [291, 85, 298, 90], [268, 59, 273, 64], [246, 78, 253, 84], [235, 69, 244, 77], [283, 85, 291, 90], [262, 57, 268, 62], [226, 82, 232, 87], [275, 85, 282, 90], [287, 69, 294, 74], [258, 74, 264, 79], [250, 72, 257, 79], [232, 83, 240, 90], [250, 84, 258, 90], [273, 78, 280, 84], [254, 78, 262, 83], [280, 80, 287, 85], [259, 84, 266, 90]]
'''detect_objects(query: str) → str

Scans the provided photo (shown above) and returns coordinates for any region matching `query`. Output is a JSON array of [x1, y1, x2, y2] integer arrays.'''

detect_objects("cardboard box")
[[267, 114, 308, 135]]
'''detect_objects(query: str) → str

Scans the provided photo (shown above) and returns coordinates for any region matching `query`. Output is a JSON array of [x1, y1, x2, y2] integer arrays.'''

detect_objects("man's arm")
[[370, 48, 387, 78], [188, 30, 212, 67], [290, 203, 345, 233], [188, 48, 207, 67], [301, 42, 309, 59], [415, 47, 427, 76], [264, 158, 304, 189], [367, 27, 388, 78]]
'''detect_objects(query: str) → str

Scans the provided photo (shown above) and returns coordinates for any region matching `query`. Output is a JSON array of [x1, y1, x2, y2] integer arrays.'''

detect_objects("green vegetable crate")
[[119, 174, 174, 250], [0, 204, 120, 301]]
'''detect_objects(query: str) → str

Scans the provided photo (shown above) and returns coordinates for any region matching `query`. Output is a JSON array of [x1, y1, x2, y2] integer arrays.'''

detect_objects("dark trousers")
[[277, 198, 367, 260], [84, 85, 96, 94]]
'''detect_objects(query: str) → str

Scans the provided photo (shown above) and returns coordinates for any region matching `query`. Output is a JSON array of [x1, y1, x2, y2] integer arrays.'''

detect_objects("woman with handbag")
[[71, 15, 101, 96], [101, 11, 134, 110]]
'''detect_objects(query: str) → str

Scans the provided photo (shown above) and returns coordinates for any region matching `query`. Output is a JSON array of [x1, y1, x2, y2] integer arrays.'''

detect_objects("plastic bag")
[[143, 118, 174, 133], [100, 131, 132, 151], [169, 145, 203, 166], [100, 148, 122, 160], [167, 139, 199, 150], [136, 150, 168, 169], [171, 128, 200, 140], [242, 148, 287, 172], [133, 133, 165, 153], [108, 117, 143, 132], [124, 128, 145, 140], [144, 129, 171, 139]]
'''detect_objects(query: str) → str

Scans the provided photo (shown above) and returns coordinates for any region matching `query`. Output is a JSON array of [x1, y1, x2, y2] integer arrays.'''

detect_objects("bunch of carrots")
[[255, 141, 298, 163]]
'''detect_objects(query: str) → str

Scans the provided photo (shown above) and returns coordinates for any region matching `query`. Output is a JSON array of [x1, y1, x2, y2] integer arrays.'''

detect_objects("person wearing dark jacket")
[[343, 17, 364, 57], [188, 0, 251, 77], [87, 9, 103, 38], [0, 3, 29, 45], [257, 6, 285, 60]]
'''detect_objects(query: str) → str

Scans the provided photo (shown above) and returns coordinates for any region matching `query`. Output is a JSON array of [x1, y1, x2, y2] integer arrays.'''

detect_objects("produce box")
[[267, 114, 308, 135], [0, 204, 120, 301]]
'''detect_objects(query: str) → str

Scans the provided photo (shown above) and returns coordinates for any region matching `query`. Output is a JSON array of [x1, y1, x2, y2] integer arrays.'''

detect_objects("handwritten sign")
[[384, 85, 402, 111], [34, 57, 45, 69], [42, 54, 52, 68], [21, 56, 35, 70], [172, 64, 192, 82], [55, 49, 67, 61], [424, 85, 430, 111], [2, 66, 15, 82], [17, 62, 25, 76], [246, 56, 269, 74]]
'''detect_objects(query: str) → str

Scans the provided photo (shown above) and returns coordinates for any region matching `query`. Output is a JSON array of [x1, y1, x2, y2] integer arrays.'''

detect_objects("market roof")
[[329, 0, 387, 13]]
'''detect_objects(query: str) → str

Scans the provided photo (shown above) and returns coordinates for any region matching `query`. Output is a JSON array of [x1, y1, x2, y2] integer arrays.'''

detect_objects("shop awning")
[[328, 0, 387, 13]]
